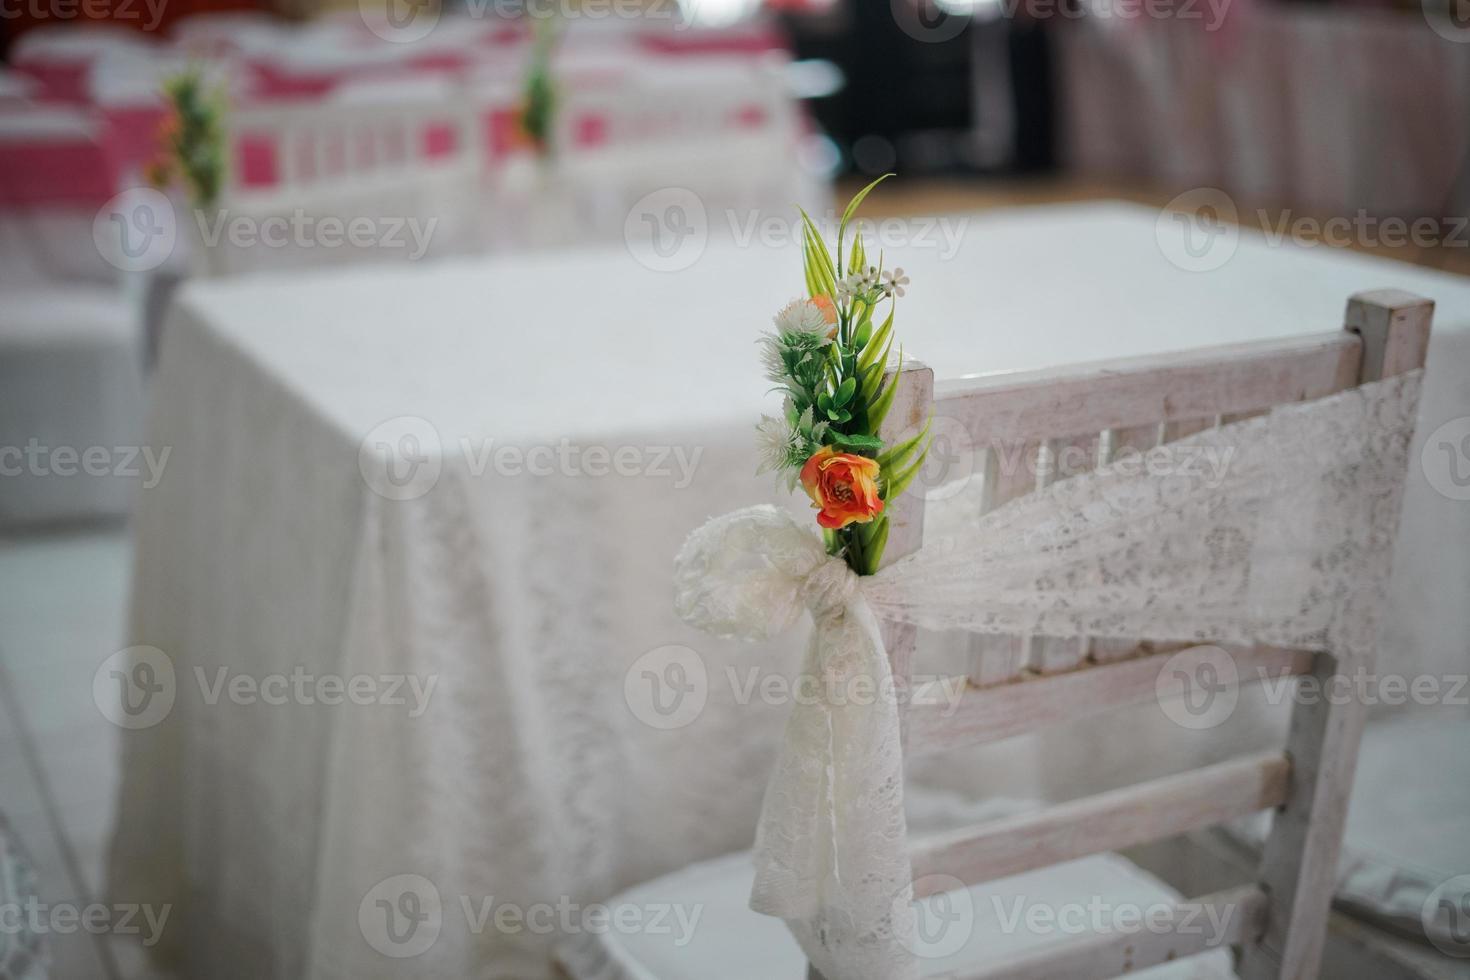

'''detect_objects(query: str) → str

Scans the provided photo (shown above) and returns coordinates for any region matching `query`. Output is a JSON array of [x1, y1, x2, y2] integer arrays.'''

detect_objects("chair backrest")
[[0, 107, 121, 287], [852, 289, 1433, 980], [230, 95, 479, 193], [200, 96, 483, 274]]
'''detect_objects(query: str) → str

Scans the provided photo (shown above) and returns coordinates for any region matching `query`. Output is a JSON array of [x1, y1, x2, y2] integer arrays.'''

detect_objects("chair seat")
[[0, 286, 143, 525], [556, 850, 1239, 980], [0, 286, 134, 346]]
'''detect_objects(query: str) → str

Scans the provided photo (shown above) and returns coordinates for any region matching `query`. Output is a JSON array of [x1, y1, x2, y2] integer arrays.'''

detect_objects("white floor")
[[0, 527, 168, 980]]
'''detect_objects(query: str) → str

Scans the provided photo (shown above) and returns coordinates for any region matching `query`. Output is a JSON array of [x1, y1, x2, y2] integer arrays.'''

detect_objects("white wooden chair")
[[211, 96, 485, 274], [556, 289, 1433, 980]]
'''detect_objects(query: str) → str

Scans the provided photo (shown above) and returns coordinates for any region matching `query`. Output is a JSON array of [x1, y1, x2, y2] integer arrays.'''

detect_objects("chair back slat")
[[907, 644, 1315, 756], [933, 330, 1362, 448], [910, 751, 1290, 897]]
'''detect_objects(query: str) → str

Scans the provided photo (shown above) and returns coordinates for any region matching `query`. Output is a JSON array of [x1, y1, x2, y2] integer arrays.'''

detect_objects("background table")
[[109, 202, 1470, 980]]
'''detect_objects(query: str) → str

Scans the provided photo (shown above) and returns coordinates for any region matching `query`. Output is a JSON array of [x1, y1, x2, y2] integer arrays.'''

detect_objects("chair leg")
[[1238, 651, 1368, 980]]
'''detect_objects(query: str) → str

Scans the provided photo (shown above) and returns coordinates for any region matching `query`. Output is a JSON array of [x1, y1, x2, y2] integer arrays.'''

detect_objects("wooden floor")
[[839, 176, 1470, 278]]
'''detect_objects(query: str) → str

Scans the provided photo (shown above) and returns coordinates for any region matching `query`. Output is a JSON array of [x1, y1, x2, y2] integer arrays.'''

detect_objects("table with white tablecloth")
[[108, 202, 1470, 980]]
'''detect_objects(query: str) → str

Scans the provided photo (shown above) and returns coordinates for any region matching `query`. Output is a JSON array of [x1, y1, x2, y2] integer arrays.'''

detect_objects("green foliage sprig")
[[518, 16, 560, 155], [145, 68, 227, 211], [756, 176, 932, 576]]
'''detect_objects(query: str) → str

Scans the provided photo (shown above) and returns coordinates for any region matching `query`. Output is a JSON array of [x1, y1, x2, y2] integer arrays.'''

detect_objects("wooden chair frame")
[[808, 289, 1433, 980]]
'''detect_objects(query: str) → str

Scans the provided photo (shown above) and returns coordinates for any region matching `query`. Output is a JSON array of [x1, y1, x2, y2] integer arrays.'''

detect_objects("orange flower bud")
[[810, 293, 838, 325]]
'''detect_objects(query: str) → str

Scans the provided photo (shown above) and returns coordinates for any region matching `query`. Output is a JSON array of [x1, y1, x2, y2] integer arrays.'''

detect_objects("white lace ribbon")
[[673, 372, 1423, 980]]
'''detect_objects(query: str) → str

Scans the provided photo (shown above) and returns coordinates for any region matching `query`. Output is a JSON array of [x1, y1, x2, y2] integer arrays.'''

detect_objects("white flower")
[[882, 267, 910, 298], [755, 414, 798, 474], [757, 333, 787, 383], [773, 298, 828, 336]]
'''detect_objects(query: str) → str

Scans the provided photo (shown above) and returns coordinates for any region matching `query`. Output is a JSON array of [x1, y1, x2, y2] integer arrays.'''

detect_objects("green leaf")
[[851, 307, 874, 350], [878, 416, 931, 471], [883, 442, 930, 503], [799, 209, 837, 297], [817, 391, 832, 414], [858, 308, 894, 373], [836, 174, 891, 275], [834, 376, 857, 407], [859, 332, 895, 403], [803, 241, 821, 298], [868, 347, 904, 432], [832, 432, 883, 454], [856, 516, 889, 575], [858, 358, 885, 405], [848, 230, 866, 277]]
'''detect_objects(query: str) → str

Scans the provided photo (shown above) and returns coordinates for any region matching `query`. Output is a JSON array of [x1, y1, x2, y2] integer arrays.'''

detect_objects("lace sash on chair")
[[674, 372, 1423, 980]]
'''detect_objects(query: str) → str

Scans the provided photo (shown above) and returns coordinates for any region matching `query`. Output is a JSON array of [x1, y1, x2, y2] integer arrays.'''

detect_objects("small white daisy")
[[773, 298, 828, 336]]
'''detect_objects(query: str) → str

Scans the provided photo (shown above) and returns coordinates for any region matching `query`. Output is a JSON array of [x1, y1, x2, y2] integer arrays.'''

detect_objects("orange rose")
[[800, 447, 884, 529]]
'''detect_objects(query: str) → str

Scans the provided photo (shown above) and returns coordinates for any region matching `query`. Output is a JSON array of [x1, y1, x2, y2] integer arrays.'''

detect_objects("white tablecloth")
[[108, 202, 1470, 979]]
